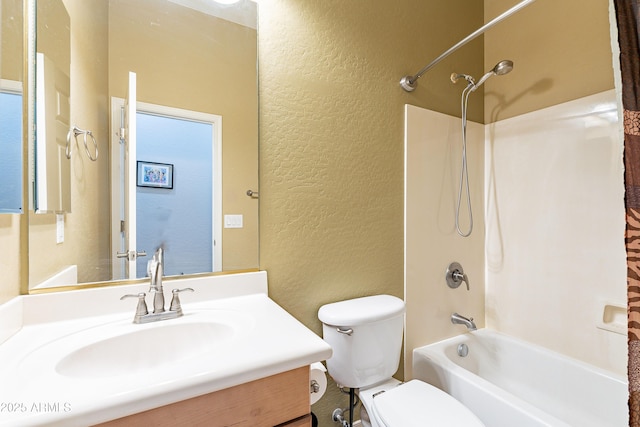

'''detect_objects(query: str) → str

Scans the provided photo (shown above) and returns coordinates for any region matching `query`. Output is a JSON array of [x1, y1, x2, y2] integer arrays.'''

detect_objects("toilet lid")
[[372, 380, 485, 427]]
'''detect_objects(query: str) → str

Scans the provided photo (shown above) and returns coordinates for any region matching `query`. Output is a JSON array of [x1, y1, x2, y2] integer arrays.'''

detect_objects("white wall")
[[485, 90, 627, 375]]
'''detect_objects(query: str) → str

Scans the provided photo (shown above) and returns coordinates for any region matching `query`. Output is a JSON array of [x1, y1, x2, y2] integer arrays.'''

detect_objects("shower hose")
[[456, 82, 474, 237]]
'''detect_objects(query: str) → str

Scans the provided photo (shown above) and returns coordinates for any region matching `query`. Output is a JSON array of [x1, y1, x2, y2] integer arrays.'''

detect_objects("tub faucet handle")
[[446, 262, 470, 290], [454, 271, 469, 290]]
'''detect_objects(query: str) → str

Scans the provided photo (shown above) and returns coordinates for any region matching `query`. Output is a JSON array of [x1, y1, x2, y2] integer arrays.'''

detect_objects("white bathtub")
[[412, 329, 628, 427]]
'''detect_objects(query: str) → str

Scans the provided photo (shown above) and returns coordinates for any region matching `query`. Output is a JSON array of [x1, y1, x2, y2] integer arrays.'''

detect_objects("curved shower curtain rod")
[[399, 0, 536, 92]]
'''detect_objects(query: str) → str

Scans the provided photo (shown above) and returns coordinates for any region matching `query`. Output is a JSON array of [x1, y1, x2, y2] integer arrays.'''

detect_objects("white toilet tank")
[[318, 295, 405, 389]]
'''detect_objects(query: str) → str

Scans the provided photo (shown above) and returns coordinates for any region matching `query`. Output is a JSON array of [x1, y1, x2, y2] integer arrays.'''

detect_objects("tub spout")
[[451, 312, 477, 331]]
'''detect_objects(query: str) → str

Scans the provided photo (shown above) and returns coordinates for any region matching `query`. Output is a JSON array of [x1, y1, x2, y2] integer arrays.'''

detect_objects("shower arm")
[[399, 0, 535, 92]]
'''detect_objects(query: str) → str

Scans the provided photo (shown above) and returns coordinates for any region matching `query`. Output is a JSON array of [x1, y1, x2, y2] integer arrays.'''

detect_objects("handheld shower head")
[[472, 60, 514, 91], [452, 60, 513, 237], [493, 59, 514, 75]]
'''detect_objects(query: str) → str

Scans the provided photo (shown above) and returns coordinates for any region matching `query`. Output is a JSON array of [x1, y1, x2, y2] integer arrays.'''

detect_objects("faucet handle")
[[120, 293, 149, 317], [169, 288, 195, 313], [446, 262, 470, 291], [453, 271, 470, 291]]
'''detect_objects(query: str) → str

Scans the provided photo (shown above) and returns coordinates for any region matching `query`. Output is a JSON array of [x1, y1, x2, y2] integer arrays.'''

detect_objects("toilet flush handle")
[[337, 327, 353, 336]]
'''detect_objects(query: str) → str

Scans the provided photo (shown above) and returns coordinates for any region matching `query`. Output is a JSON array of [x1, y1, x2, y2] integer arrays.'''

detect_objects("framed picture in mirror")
[[137, 161, 174, 189]]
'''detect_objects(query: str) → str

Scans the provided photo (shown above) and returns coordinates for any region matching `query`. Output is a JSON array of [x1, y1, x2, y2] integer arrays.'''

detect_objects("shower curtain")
[[615, 1, 640, 425]]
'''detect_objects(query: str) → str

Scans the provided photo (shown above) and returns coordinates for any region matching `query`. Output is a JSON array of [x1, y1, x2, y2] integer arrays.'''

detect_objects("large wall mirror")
[[28, 0, 258, 292]]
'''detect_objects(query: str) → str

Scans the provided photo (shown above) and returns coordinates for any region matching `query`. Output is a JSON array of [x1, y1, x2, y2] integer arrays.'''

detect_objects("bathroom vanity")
[[96, 367, 311, 426], [0, 272, 331, 426]]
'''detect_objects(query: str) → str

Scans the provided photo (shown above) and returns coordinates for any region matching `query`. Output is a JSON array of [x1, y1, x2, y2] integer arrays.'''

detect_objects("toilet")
[[318, 295, 484, 427]]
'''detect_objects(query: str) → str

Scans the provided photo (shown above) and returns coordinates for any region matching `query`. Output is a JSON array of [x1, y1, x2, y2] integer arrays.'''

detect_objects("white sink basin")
[[56, 320, 235, 378], [18, 308, 254, 381]]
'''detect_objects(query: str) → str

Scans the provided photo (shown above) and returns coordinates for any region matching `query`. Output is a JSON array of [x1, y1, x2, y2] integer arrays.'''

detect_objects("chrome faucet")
[[451, 312, 477, 331], [120, 247, 194, 324], [149, 247, 165, 313]]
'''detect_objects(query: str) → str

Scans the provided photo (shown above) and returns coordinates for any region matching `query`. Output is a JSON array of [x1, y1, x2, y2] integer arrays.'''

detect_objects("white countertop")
[[0, 272, 332, 426]]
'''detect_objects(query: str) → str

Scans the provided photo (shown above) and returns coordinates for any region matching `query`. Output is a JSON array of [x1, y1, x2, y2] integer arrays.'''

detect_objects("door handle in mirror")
[[116, 250, 147, 261]]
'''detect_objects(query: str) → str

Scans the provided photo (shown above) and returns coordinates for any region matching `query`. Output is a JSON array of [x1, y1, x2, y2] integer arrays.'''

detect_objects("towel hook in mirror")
[[66, 125, 99, 161]]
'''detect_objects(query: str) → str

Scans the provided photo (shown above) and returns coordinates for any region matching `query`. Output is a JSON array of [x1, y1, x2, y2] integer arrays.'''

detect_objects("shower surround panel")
[[404, 89, 626, 378], [404, 104, 485, 379], [485, 89, 626, 375]]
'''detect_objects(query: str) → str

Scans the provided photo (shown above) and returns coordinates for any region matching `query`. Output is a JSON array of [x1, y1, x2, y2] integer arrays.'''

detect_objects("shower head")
[[472, 60, 514, 91], [493, 59, 514, 75]]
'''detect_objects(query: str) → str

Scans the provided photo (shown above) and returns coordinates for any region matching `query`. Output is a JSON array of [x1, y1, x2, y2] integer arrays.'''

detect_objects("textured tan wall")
[[258, 1, 482, 425], [483, 0, 615, 123]]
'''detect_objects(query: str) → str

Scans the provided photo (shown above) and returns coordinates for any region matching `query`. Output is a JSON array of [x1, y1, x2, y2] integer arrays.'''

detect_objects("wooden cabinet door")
[[95, 366, 311, 427]]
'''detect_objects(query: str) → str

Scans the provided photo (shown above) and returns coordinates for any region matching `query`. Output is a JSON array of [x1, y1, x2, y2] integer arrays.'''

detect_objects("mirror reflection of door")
[[111, 88, 222, 280], [33, 0, 71, 214], [122, 71, 137, 279]]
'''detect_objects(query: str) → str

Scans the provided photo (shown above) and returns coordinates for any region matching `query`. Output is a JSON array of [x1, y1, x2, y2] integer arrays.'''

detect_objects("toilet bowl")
[[318, 295, 484, 427]]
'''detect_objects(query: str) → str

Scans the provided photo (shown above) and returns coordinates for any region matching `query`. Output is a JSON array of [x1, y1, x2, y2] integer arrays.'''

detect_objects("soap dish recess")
[[596, 300, 626, 335]]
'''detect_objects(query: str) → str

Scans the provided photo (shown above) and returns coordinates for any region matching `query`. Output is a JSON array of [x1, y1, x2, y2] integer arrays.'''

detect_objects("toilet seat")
[[369, 380, 485, 427]]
